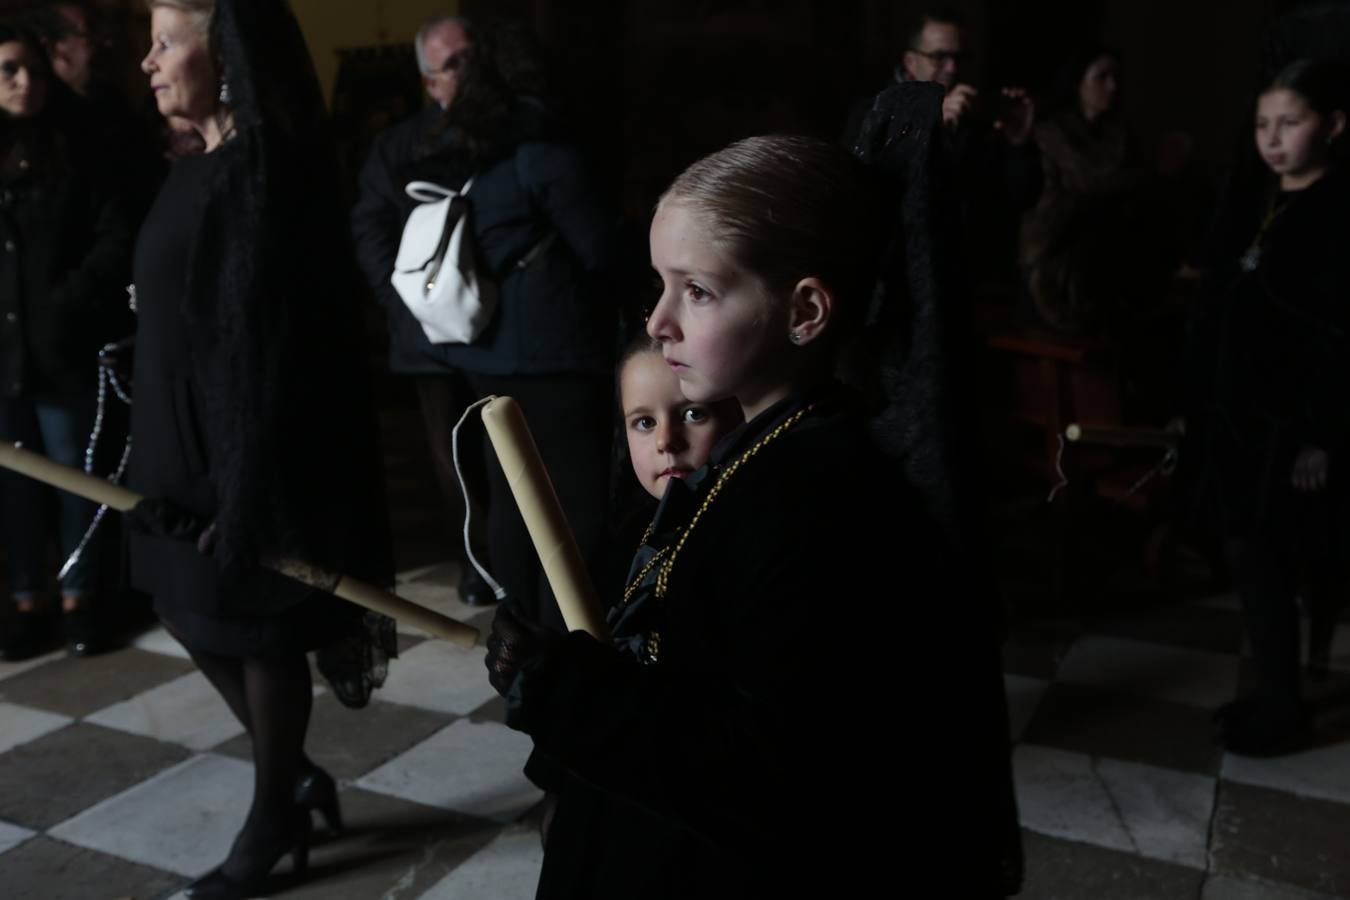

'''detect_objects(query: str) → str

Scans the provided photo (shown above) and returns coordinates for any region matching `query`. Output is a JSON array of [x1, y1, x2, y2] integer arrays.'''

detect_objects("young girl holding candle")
[[486, 125, 1014, 896]]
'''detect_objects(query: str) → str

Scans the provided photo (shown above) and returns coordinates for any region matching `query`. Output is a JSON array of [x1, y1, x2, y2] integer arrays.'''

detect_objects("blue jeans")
[[0, 395, 100, 601]]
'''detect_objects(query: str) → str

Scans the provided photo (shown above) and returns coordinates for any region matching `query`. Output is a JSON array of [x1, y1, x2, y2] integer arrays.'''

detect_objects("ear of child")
[[786, 277, 834, 347]]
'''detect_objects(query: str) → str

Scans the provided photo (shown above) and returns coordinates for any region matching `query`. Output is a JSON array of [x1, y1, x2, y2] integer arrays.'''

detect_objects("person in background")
[[352, 14, 495, 608], [846, 7, 1039, 305], [0, 22, 136, 660], [355, 15, 619, 629], [1188, 59, 1348, 757], [130, 2, 395, 895]]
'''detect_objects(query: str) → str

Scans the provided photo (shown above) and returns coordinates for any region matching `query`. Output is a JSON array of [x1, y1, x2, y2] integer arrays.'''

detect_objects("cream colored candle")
[[481, 396, 609, 639]]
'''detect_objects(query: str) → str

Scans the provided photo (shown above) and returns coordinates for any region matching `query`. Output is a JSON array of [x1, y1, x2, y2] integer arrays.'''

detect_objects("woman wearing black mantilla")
[[128, 2, 393, 897]]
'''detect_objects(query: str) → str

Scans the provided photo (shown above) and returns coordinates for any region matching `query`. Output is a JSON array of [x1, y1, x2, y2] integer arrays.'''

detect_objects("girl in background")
[[1192, 59, 1348, 756]]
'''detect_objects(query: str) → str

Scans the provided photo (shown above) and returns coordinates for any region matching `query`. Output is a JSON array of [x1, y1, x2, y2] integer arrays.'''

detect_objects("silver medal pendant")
[[1239, 245, 1260, 273]]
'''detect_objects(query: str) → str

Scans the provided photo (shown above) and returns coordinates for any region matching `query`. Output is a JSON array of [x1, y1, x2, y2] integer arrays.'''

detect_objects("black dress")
[[510, 388, 1013, 898], [1192, 172, 1350, 552], [127, 146, 358, 658]]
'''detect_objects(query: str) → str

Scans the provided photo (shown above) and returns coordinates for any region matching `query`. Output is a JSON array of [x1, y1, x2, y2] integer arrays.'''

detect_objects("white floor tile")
[[377, 638, 496, 715], [49, 753, 253, 877], [0, 819, 34, 857], [418, 825, 543, 899], [0, 648, 64, 683], [1004, 674, 1050, 743], [1015, 744, 1215, 869], [0, 701, 70, 754], [1202, 873, 1343, 900], [1056, 635, 1238, 708], [1222, 740, 1350, 808], [396, 561, 452, 585], [131, 626, 191, 660], [85, 672, 245, 751], [357, 719, 540, 824]]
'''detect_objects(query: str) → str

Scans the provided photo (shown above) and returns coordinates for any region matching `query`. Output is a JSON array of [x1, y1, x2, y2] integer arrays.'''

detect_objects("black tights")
[[166, 622, 313, 877]]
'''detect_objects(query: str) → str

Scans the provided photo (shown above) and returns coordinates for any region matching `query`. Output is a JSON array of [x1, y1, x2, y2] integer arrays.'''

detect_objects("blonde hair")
[[661, 135, 884, 333], [145, 0, 213, 37]]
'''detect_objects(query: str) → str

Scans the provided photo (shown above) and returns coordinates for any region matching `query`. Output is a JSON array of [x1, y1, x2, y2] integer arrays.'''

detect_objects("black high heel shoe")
[[295, 766, 343, 834], [184, 813, 311, 900]]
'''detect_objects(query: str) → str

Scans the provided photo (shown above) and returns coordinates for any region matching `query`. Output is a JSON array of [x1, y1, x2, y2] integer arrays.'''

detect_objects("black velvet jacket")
[[509, 388, 1012, 898]]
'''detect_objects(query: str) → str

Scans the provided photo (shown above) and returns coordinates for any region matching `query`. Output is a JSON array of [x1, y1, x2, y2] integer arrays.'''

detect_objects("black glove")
[[484, 601, 562, 697], [126, 498, 217, 555], [98, 335, 136, 385]]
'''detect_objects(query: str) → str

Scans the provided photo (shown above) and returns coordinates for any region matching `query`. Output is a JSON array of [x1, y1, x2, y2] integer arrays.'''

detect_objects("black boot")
[[1, 611, 52, 662], [63, 606, 100, 657], [1218, 695, 1312, 757], [459, 565, 498, 606]]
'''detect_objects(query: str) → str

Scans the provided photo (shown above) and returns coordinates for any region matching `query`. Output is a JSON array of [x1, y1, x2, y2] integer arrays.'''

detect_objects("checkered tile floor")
[[0, 560, 546, 900], [4, 578, 1348, 898], [1004, 591, 1350, 899], [2, 408, 1348, 898]]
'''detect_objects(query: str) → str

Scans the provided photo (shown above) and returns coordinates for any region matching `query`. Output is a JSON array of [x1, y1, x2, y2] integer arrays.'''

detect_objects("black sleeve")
[[350, 128, 410, 314], [46, 167, 138, 331], [514, 142, 620, 278]]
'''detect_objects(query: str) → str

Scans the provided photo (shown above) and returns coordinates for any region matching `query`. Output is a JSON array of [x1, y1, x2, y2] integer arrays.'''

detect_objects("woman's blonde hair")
[[145, 0, 213, 37]]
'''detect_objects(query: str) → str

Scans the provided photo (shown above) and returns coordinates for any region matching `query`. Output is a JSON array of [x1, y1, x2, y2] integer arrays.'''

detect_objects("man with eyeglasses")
[[350, 15, 497, 609], [899, 9, 1034, 147], [888, 8, 1042, 305]]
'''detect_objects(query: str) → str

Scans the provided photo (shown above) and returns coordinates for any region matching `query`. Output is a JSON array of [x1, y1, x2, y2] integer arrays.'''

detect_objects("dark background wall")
[[1, 0, 1339, 217]]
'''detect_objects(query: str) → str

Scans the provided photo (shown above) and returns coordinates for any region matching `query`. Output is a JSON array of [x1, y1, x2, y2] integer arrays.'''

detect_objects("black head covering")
[[184, 0, 391, 603]]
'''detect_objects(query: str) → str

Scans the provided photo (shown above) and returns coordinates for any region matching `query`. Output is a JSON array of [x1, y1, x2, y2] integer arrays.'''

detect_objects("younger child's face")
[[620, 351, 741, 499]]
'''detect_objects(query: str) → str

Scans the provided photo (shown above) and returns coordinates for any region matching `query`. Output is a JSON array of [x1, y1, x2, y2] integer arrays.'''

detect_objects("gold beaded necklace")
[[621, 403, 818, 606]]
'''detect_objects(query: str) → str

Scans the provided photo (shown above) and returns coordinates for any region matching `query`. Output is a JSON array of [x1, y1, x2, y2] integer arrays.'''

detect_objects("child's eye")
[[683, 407, 710, 424], [685, 282, 711, 302], [630, 415, 656, 432]]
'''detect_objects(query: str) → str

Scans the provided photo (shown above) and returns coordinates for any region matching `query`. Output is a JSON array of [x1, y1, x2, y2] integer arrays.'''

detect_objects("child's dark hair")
[[1266, 58, 1348, 121], [617, 330, 660, 384], [659, 135, 886, 343]]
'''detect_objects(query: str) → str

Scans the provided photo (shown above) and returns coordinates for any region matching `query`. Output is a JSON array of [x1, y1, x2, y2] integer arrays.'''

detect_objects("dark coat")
[[511, 391, 1014, 898], [0, 113, 137, 401], [1189, 172, 1350, 554], [351, 103, 618, 377]]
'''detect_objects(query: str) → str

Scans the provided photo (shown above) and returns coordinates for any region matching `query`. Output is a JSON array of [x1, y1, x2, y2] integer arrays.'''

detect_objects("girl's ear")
[[786, 277, 833, 346], [1328, 109, 1346, 143]]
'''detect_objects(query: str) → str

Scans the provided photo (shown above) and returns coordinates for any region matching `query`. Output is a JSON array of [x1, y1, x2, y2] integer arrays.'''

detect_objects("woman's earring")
[[218, 77, 232, 105], [789, 330, 803, 345]]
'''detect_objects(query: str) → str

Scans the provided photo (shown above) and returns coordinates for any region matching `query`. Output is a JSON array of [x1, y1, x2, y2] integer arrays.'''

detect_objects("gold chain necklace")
[[619, 403, 818, 605]]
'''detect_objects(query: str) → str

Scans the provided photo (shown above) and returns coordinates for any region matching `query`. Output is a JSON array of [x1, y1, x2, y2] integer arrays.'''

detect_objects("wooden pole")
[[0, 441, 479, 648]]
